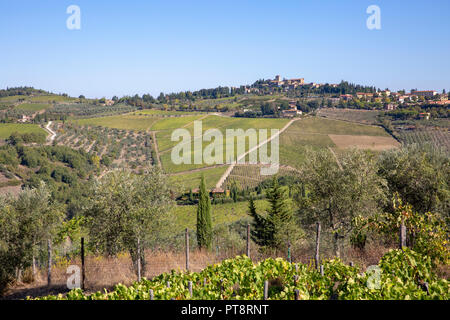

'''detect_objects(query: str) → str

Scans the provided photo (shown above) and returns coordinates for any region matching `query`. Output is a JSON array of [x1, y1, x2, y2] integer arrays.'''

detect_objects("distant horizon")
[[1, 76, 445, 101], [1, 0, 449, 99]]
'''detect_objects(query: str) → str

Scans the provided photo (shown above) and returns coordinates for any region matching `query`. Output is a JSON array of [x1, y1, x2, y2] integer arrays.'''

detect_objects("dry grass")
[[329, 134, 400, 151], [1, 242, 423, 300]]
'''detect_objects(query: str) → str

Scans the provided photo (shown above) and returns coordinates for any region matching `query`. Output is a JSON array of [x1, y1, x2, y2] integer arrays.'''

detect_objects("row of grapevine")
[[223, 165, 299, 190], [35, 249, 449, 300], [397, 128, 450, 152]]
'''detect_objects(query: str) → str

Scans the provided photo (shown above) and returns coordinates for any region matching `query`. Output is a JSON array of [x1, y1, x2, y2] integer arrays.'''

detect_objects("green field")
[[71, 113, 287, 174], [158, 115, 288, 173], [171, 199, 267, 232], [74, 115, 162, 131], [168, 165, 228, 191], [14, 103, 51, 112], [132, 109, 202, 116], [0, 94, 76, 104], [0, 123, 48, 139], [279, 117, 392, 168], [317, 108, 382, 125]]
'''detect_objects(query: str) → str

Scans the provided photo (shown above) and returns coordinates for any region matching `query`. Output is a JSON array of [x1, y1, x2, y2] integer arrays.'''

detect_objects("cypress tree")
[[249, 177, 294, 248], [266, 176, 293, 248], [248, 196, 270, 246], [196, 176, 212, 249]]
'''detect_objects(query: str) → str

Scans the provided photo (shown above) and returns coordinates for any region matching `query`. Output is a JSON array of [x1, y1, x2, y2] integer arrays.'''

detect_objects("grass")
[[317, 108, 382, 125], [157, 115, 288, 173], [74, 115, 162, 131], [171, 199, 268, 232], [292, 117, 390, 136], [279, 116, 393, 168], [14, 103, 51, 112], [0, 95, 76, 104], [168, 165, 229, 191], [0, 123, 48, 139], [132, 110, 202, 116]]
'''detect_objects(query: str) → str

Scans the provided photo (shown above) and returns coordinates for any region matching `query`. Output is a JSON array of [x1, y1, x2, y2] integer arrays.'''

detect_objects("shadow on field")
[[2, 284, 70, 300]]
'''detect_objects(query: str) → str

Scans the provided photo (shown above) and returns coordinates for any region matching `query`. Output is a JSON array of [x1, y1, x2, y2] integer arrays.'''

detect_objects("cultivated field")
[[396, 127, 450, 151], [328, 134, 400, 150], [279, 117, 397, 168], [168, 165, 228, 191], [171, 199, 267, 232], [317, 108, 382, 125], [74, 114, 163, 131], [0, 94, 77, 104], [0, 123, 47, 139], [52, 122, 154, 169], [14, 103, 52, 112], [156, 115, 288, 173], [223, 164, 299, 190]]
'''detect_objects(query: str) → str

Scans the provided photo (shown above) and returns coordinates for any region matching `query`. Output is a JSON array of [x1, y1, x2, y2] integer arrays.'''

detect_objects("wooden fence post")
[[293, 275, 298, 286], [81, 237, 85, 290], [315, 222, 321, 270], [149, 289, 154, 300], [188, 281, 193, 298], [185, 228, 190, 271], [203, 278, 207, 287], [287, 241, 292, 263], [47, 239, 52, 287], [320, 265, 324, 277], [399, 219, 406, 249], [137, 238, 142, 282], [294, 289, 300, 300], [167, 281, 170, 288], [263, 281, 269, 300], [246, 223, 250, 259]]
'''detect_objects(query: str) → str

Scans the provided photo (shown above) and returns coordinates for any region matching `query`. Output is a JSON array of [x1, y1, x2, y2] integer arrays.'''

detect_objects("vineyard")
[[396, 127, 450, 152], [50, 103, 137, 118], [35, 249, 449, 300], [316, 108, 382, 125], [52, 122, 155, 169], [223, 165, 299, 190]]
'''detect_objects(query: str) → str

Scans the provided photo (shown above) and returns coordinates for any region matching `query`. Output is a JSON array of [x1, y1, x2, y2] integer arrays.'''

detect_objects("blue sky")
[[0, 0, 449, 98]]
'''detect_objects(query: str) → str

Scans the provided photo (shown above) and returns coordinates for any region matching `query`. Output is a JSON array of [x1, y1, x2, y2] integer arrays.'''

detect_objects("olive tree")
[[84, 167, 174, 276], [0, 182, 63, 294], [378, 144, 449, 217], [296, 148, 387, 258]]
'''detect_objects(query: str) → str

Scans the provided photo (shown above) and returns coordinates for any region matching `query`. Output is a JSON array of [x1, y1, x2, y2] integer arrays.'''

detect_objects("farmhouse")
[[356, 92, 374, 99], [428, 100, 450, 105], [17, 115, 32, 123], [191, 188, 229, 197], [340, 94, 353, 101], [282, 108, 302, 118], [411, 90, 437, 97], [385, 103, 397, 111], [419, 112, 431, 120]]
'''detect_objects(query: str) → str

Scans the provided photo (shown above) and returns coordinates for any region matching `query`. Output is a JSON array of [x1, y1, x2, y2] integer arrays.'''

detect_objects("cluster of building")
[[281, 101, 303, 118], [346, 89, 449, 111], [244, 75, 335, 94]]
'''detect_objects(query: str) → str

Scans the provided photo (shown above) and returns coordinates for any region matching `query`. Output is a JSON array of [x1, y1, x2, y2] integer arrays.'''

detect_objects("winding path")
[[215, 118, 300, 189], [44, 121, 57, 142]]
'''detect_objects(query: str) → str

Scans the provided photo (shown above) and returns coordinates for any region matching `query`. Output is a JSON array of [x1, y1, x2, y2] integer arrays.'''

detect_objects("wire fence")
[[16, 223, 393, 298]]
